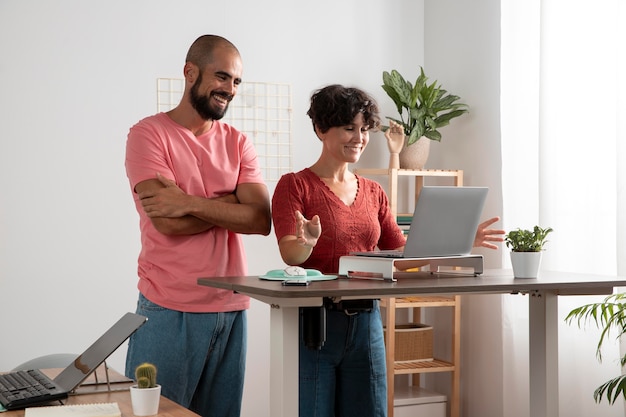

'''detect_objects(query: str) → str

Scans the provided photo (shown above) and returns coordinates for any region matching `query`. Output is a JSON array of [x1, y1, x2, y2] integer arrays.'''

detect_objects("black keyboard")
[[0, 370, 67, 410]]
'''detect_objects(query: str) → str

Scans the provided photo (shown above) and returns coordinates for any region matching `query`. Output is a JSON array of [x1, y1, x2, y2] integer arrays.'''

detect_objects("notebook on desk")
[[351, 186, 488, 258], [0, 312, 147, 410]]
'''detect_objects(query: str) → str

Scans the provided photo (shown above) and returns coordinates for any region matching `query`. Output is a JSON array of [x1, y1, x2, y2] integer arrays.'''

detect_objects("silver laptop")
[[352, 186, 488, 258], [0, 312, 147, 410]]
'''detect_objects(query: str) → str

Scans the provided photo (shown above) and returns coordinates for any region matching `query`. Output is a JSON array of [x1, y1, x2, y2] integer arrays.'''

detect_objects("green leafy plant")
[[565, 293, 626, 404], [135, 362, 157, 389], [381, 67, 469, 146], [504, 226, 553, 252]]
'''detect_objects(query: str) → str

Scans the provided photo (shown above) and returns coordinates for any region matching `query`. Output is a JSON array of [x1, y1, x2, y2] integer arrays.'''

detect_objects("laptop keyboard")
[[0, 370, 58, 407]]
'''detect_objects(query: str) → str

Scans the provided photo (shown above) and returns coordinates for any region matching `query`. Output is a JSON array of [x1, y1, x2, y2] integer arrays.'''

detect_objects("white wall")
[[0, 1, 423, 416]]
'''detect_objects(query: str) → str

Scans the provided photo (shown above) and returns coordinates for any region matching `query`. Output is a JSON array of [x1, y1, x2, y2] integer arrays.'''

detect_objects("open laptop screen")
[[54, 312, 147, 391]]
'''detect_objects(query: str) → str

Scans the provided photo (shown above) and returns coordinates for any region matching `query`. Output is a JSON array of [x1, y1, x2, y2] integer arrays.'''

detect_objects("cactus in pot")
[[135, 362, 157, 389], [130, 362, 161, 416]]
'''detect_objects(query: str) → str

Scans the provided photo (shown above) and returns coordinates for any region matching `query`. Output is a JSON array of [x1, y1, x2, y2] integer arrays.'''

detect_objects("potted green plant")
[[130, 362, 161, 416], [565, 293, 626, 404], [504, 225, 553, 278], [381, 67, 469, 169]]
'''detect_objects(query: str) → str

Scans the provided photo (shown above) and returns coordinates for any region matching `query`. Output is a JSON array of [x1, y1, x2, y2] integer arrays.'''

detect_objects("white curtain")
[[501, 1, 625, 416]]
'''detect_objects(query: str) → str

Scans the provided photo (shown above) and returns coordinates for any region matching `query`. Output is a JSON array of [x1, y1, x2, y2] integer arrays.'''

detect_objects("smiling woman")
[[270, 84, 406, 417]]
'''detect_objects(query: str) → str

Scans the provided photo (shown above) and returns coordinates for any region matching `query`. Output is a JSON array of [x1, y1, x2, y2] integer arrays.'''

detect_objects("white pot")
[[399, 136, 431, 169], [130, 384, 161, 416], [510, 251, 542, 279]]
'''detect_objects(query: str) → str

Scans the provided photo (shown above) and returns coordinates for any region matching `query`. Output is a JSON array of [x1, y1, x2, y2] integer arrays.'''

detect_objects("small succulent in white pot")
[[505, 226, 553, 278]]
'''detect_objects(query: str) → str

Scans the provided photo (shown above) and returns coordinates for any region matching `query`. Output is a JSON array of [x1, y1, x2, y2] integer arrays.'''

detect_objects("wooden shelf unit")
[[381, 295, 461, 417], [354, 168, 463, 417], [354, 168, 463, 218]]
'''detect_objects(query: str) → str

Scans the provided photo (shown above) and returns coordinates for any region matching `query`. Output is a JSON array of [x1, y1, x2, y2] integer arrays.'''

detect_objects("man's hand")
[[138, 173, 190, 218], [135, 173, 268, 236]]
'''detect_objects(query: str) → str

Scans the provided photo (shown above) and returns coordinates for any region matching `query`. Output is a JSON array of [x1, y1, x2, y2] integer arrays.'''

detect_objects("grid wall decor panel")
[[157, 78, 293, 181]]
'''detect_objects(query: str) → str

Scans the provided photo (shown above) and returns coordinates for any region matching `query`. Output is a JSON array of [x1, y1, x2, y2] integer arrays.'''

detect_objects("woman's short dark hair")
[[307, 84, 381, 134]]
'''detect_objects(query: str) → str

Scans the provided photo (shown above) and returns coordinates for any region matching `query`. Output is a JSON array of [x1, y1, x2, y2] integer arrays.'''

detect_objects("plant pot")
[[510, 251, 542, 278], [130, 384, 161, 416], [399, 137, 430, 169]]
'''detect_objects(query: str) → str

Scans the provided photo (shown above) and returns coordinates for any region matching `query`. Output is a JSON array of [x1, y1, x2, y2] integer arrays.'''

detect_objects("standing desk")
[[198, 269, 626, 417]]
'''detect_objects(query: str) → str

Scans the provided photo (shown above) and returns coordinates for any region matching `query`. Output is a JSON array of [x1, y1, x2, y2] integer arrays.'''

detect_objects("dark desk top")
[[198, 269, 626, 299]]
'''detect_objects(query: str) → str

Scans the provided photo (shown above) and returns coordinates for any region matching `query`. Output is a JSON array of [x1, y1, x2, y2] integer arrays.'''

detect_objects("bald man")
[[124, 35, 271, 417]]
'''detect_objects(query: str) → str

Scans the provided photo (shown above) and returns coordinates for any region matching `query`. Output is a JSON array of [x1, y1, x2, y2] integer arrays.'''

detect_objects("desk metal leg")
[[269, 304, 300, 417], [528, 291, 559, 417]]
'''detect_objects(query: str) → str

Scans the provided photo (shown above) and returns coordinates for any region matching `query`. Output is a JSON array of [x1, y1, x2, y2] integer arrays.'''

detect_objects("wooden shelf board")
[[381, 296, 456, 309], [355, 168, 462, 177], [394, 358, 455, 374]]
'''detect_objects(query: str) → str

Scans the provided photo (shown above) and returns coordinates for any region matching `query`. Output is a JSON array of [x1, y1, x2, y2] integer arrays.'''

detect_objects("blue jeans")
[[125, 294, 246, 417], [299, 302, 387, 417]]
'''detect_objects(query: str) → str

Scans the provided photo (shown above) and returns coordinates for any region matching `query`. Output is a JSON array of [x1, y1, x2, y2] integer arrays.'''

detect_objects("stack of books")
[[396, 215, 412, 236]]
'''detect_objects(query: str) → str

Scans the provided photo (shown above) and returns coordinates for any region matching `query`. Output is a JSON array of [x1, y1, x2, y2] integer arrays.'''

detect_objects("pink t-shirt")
[[125, 112, 265, 312], [272, 168, 406, 274]]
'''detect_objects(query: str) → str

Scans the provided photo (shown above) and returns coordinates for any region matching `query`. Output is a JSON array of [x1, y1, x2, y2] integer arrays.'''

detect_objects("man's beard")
[[189, 75, 230, 121]]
